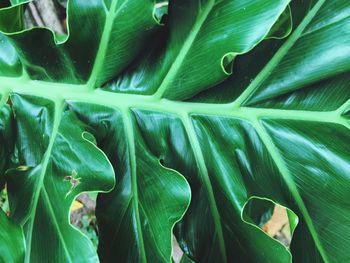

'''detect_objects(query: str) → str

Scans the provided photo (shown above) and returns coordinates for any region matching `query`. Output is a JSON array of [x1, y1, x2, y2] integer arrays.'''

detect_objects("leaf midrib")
[[222, 0, 342, 254], [182, 113, 228, 263], [233, 0, 327, 107], [24, 99, 65, 263], [88, 0, 129, 89], [153, 0, 215, 99], [1, 1, 348, 261], [2, 77, 348, 128], [2, 72, 349, 263], [231, 0, 332, 260], [122, 108, 147, 263], [251, 119, 330, 262], [231, 0, 334, 262]]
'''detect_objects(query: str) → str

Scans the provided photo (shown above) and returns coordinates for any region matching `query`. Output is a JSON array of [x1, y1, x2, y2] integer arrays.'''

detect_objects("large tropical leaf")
[[0, 0, 349, 262]]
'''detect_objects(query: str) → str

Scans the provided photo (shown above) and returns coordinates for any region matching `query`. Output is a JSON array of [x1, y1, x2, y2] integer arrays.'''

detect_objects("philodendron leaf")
[[0, 0, 349, 263]]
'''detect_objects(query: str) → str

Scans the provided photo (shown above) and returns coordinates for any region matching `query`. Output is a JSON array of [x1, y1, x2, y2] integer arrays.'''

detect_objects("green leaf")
[[0, 33, 22, 77], [3, 94, 115, 262], [0, 209, 25, 263], [105, 0, 290, 99], [243, 1, 350, 109], [0, 0, 160, 85], [67, 103, 191, 262], [0, 0, 349, 262]]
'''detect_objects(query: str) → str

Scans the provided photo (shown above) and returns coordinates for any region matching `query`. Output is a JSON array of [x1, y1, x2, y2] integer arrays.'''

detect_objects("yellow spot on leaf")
[[71, 201, 83, 212], [17, 166, 29, 171]]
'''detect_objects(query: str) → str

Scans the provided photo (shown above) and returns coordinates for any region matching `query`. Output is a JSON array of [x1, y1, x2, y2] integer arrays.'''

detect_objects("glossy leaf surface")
[[0, 0, 349, 262]]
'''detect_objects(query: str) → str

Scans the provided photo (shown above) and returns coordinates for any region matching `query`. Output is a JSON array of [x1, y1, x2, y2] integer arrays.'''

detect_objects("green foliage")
[[0, 0, 349, 262]]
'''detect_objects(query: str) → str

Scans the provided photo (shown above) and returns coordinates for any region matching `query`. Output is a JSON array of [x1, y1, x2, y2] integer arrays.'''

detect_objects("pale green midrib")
[[41, 188, 73, 263], [62, 92, 350, 129], [232, 0, 326, 107], [1, 78, 348, 127], [25, 99, 65, 263], [181, 114, 228, 263], [122, 109, 147, 263], [152, 0, 215, 99], [251, 119, 330, 263], [87, 0, 120, 89]]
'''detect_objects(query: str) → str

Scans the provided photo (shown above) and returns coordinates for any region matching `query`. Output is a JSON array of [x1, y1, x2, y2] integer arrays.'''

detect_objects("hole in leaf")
[[23, 0, 68, 40], [243, 197, 298, 247], [261, 205, 291, 247], [70, 193, 99, 248]]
